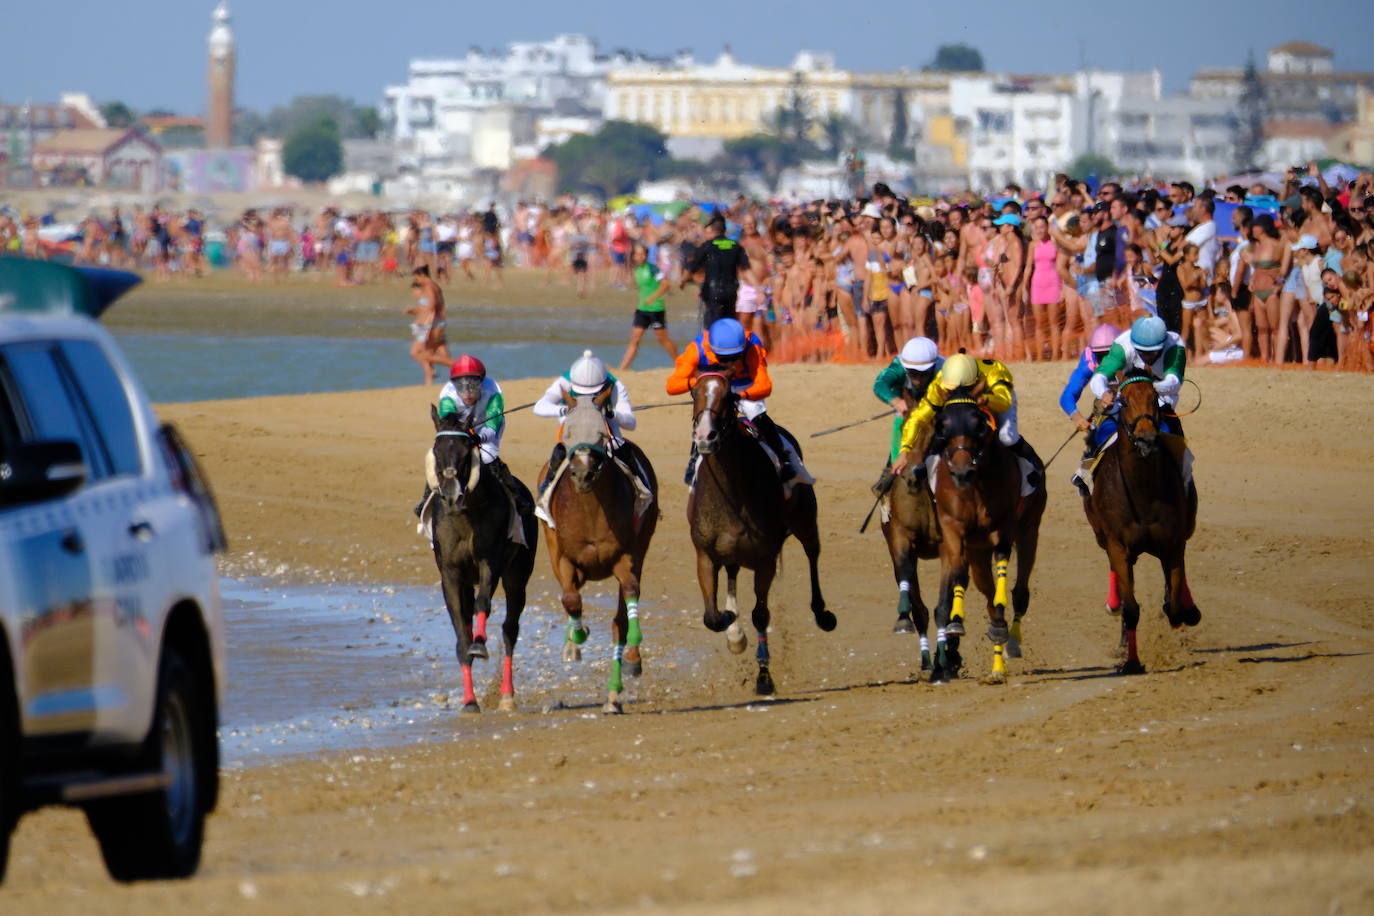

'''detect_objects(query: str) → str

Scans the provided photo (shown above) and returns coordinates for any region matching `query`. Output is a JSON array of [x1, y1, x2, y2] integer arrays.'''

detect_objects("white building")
[[950, 75, 1079, 191], [383, 34, 662, 171]]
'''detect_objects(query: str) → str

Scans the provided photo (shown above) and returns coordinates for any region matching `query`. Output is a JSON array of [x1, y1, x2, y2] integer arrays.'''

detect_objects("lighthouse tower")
[[207, 1, 235, 148]]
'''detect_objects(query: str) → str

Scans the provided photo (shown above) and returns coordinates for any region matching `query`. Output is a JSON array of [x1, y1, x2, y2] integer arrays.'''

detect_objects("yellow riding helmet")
[[939, 353, 980, 390]]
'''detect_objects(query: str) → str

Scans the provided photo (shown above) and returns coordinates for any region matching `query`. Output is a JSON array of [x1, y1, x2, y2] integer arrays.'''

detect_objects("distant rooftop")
[[1270, 41, 1332, 57]]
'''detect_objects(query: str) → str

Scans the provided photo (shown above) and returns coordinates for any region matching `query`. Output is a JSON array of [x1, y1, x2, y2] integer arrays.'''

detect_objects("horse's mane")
[[434, 409, 469, 435], [943, 384, 981, 406]]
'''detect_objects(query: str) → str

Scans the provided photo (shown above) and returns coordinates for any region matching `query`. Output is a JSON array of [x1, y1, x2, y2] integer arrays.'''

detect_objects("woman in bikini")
[[1242, 215, 1289, 363]]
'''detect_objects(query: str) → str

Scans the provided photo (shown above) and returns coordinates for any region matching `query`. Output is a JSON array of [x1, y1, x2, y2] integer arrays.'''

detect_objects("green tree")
[[819, 112, 858, 158], [542, 120, 671, 198], [356, 106, 383, 140], [100, 101, 136, 128], [1234, 51, 1268, 170], [722, 134, 805, 191], [927, 43, 984, 72], [1067, 153, 1116, 182], [887, 89, 912, 162], [283, 115, 343, 183], [236, 96, 381, 145]]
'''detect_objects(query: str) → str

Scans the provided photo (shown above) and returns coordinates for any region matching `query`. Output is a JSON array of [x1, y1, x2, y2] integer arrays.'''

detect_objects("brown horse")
[[427, 406, 537, 712], [929, 391, 1046, 684], [1082, 369, 1199, 674], [538, 396, 658, 713], [880, 467, 941, 672], [688, 372, 836, 695]]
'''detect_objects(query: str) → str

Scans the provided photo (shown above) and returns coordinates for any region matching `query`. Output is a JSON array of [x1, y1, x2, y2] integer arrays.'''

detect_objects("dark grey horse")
[[428, 405, 537, 712]]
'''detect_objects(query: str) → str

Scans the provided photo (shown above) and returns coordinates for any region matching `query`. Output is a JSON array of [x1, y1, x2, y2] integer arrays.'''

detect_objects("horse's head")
[[562, 393, 612, 492], [429, 403, 482, 510], [691, 370, 735, 455], [1117, 370, 1160, 457], [934, 387, 995, 488]]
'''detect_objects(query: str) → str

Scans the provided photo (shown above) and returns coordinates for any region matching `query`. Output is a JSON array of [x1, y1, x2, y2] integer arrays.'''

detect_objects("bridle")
[[690, 371, 737, 439], [939, 397, 994, 474], [433, 428, 481, 505], [1118, 374, 1160, 451]]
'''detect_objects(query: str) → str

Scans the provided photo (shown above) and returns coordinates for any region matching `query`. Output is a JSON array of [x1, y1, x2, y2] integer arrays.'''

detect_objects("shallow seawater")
[[219, 578, 696, 767]]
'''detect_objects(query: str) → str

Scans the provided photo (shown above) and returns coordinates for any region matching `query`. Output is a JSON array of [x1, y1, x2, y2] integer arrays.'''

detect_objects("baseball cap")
[[1290, 234, 1319, 251], [992, 213, 1022, 227], [860, 202, 883, 219]]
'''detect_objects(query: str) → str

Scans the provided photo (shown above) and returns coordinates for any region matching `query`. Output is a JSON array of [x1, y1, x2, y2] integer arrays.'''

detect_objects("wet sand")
[[5, 362, 1373, 914]]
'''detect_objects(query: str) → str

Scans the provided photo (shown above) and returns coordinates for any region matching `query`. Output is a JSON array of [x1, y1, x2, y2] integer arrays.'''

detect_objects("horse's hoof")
[[929, 667, 948, 685], [725, 621, 748, 655], [987, 624, 1009, 644], [814, 609, 838, 632], [1117, 659, 1147, 676], [602, 696, 624, 715], [561, 642, 582, 664], [569, 625, 589, 645], [1005, 637, 1022, 659], [1181, 604, 1201, 627], [1105, 601, 1121, 616], [946, 617, 965, 637], [981, 672, 1006, 686], [467, 640, 489, 661], [920, 648, 933, 671], [623, 658, 643, 678], [498, 695, 517, 713], [461, 701, 481, 714], [703, 610, 736, 633], [892, 614, 916, 635], [755, 668, 776, 696]]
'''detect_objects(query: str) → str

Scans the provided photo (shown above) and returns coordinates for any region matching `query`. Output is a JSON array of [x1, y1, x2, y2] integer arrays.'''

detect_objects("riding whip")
[[810, 409, 896, 438], [632, 400, 692, 411], [858, 492, 883, 534], [1042, 427, 1081, 470]]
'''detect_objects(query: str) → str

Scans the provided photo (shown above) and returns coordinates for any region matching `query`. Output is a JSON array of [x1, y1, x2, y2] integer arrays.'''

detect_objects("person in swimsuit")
[[1242, 215, 1290, 363], [405, 266, 453, 385]]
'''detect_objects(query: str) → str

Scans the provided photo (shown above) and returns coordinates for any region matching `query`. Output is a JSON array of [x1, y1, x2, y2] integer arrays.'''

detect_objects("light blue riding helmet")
[[708, 317, 749, 356], [1130, 315, 1168, 352]]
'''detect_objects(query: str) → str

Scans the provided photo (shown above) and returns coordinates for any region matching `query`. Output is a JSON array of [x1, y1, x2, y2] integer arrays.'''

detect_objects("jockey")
[[871, 336, 943, 495], [1060, 323, 1121, 451], [666, 316, 810, 486], [424, 353, 531, 515], [889, 352, 1040, 483], [533, 349, 636, 501], [1088, 316, 1187, 437]]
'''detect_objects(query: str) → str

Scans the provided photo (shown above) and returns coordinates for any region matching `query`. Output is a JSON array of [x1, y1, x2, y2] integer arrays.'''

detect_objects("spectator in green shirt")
[[618, 244, 678, 369]]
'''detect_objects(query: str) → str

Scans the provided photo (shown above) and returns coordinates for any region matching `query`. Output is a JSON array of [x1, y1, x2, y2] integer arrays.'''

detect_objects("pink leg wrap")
[[461, 664, 476, 705], [1125, 629, 1139, 663], [1107, 571, 1121, 611], [474, 611, 488, 642], [501, 655, 514, 696]]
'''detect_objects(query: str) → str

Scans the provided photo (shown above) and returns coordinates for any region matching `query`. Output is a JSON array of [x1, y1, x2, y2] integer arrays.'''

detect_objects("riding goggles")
[[453, 376, 484, 396]]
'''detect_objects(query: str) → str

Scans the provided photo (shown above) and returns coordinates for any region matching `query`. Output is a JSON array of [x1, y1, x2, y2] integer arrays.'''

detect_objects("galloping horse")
[[427, 405, 537, 712], [538, 395, 658, 713], [929, 391, 1046, 684], [688, 371, 836, 695], [1082, 369, 1199, 673], [880, 466, 941, 671]]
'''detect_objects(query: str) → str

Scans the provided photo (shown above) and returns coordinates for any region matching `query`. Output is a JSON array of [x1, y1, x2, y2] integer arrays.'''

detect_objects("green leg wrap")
[[567, 618, 588, 644], [626, 617, 643, 647], [608, 658, 623, 694]]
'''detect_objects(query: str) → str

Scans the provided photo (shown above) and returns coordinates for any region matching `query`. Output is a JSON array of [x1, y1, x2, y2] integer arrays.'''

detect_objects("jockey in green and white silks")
[[439, 354, 506, 465], [1089, 316, 1186, 437]]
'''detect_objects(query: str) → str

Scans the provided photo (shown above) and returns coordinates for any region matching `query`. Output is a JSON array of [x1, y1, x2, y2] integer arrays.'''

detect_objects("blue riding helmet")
[[708, 317, 748, 356], [1130, 315, 1167, 351]]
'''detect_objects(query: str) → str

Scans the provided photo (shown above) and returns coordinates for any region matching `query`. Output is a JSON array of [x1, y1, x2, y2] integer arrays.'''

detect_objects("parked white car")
[[0, 260, 226, 882]]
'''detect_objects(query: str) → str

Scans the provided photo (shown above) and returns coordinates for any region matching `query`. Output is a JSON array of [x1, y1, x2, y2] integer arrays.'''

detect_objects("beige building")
[[604, 49, 947, 154], [1330, 86, 1374, 166]]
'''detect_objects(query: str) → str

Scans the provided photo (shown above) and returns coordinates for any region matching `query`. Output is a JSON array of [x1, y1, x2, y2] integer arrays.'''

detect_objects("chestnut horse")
[[880, 467, 941, 672], [688, 372, 836, 695], [428, 406, 537, 712], [929, 391, 1046, 684], [1082, 370, 1199, 673], [538, 395, 658, 713]]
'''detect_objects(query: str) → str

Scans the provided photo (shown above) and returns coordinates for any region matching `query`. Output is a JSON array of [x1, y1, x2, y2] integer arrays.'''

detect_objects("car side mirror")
[[0, 440, 87, 507]]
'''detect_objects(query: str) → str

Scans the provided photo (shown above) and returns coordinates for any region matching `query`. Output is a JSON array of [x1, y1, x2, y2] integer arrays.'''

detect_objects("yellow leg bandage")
[[993, 559, 1009, 609], [992, 643, 1007, 676], [1009, 618, 1022, 645], [951, 584, 965, 621]]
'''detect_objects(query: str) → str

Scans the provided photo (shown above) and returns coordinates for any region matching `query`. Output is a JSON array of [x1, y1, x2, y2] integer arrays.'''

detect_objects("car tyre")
[[85, 645, 210, 881]]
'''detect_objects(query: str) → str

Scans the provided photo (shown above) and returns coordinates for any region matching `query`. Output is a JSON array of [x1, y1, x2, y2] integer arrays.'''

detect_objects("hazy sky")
[[2, 0, 1371, 114]]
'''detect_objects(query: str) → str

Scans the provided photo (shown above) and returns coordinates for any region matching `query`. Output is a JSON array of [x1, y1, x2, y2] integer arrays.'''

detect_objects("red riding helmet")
[[449, 354, 486, 379]]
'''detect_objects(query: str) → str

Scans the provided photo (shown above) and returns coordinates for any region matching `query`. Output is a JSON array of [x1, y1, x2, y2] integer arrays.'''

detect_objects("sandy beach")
[[3, 360, 1373, 914]]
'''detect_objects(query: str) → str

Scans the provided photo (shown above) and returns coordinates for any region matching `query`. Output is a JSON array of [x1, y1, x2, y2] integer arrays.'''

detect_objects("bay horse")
[[428, 405, 537, 712], [1082, 369, 1199, 674], [880, 466, 941, 672], [929, 390, 1046, 684], [538, 395, 658, 714], [688, 371, 836, 695]]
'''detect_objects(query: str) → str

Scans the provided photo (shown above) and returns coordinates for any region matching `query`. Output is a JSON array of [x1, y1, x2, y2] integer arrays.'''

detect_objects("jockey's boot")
[[683, 442, 699, 486], [540, 443, 567, 497], [1007, 436, 1043, 490], [414, 484, 432, 517], [754, 412, 797, 483], [871, 463, 895, 497], [493, 459, 534, 517]]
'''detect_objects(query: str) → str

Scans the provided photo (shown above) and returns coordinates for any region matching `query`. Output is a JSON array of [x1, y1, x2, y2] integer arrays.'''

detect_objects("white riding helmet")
[[899, 337, 939, 371], [569, 349, 608, 395]]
